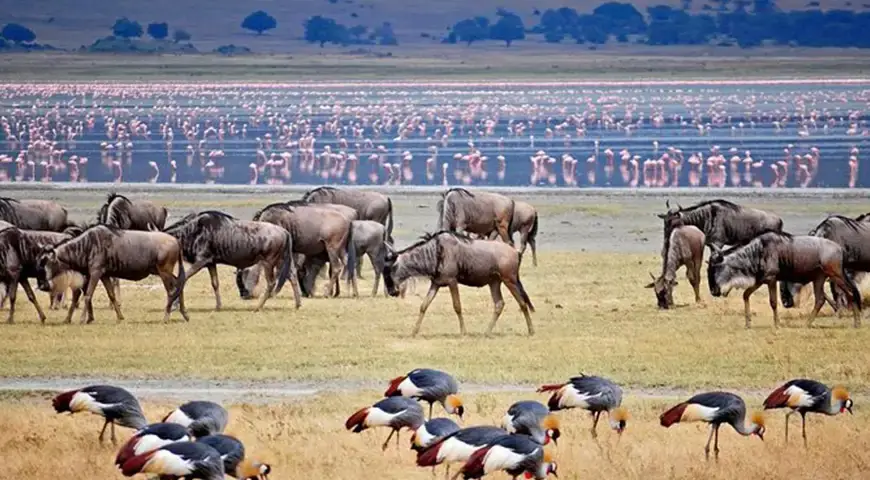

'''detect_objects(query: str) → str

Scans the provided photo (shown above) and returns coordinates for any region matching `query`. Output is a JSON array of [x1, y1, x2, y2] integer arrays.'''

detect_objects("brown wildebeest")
[[239, 202, 356, 298], [301, 186, 393, 240], [645, 225, 705, 309], [482, 200, 539, 266], [708, 231, 861, 328], [0, 197, 71, 231], [34, 225, 188, 324], [658, 199, 783, 256], [436, 188, 516, 247], [383, 231, 535, 337], [97, 193, 169, 311], [164, 211, 300, 311]]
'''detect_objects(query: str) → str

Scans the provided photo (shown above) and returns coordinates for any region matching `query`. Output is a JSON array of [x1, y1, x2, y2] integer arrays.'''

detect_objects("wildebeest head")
[[707, 246, 755, 298], [779, 280, 806, 308], [644, 272, 676, 309], [235, 266, 260, 300], [35, 247, 83, 294], [657, 200, 685, 230], [383, 244, 400, 297]]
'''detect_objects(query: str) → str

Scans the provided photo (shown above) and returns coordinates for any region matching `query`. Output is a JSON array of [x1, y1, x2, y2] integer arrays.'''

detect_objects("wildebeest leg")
[[20, 279, 47, 324], [204, 264, 222, 310], [807, 277, 827, 327], [5, 279, 18, 324], [485, 282, 505, 336], [100, 276, 124, 322], [447, 282, 466, 335], [255, 262, 276, 312], [528, 235, 538, 268], [112, 277, 122, 310], [63, 288, 82, 324], [79, 273, 102, 324], [742, 283, 762, 329], [327, 250, 344, 298], [689, 266, 702, 304], [503, 279, 535, 336], [371, 252, 382, 297], [157, 271, 178, 322], [496, 218, 514, 247], [827, 271, 862, 328], [767, 281, 780, 328], [411, 282, 440, 337]]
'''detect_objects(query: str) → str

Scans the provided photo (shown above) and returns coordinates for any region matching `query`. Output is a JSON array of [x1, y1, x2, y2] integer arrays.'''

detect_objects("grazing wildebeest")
[[301, 186, 393, 240], [236, 202, 356, 298], [0, 197, 71, 231], [783, 214, 870, 312], [0, 227, 84, 323], [35, 225, 188, 324], [436, 188, 516, 247], [708, 231, 861, 328], [97, 193, 169, 311], [659, 199, 783, 256], [164, 211, 300, 311], [383, 231, 535, 337], [481, 200, 539, 266], [645, 225, 706, 309]]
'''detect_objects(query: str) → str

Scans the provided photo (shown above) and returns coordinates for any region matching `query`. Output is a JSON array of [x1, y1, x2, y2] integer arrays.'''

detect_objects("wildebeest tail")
[[529, 212, 539, 242], [517, 277, 535, 312], [842, 262, 862, 311], [345, 224, 357, 282], [386, 197, 394, 241], [276, 231, 294, 294], [507, 199, 516, 240]]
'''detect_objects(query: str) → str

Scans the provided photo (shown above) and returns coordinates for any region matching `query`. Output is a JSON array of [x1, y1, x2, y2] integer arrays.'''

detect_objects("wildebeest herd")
[[0, 187, 543, 337], [650, 198, 866, 328]]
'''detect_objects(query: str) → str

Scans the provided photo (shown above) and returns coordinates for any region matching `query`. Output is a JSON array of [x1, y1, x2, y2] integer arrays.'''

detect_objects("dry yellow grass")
[[2, 252, 869, 389], [2, 390, 867, 480]]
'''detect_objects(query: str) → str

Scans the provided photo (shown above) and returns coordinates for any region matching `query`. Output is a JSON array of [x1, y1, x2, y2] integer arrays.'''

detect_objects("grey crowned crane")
[[197, 434, 272, 480], [456, 434, 557, 480], [385, 368, 465, 420], [116, 423, 191, 467], [52, 385, 147, 444], [120, 441, 225, 480], [660, 391, 765, 460], [416, 426, 508, 479], [162, 400, 229, 439], [537, 374, 628, 438], [763, 379, 853, 446], [501, 400, 560, 446], [345, 396, 425, 451]]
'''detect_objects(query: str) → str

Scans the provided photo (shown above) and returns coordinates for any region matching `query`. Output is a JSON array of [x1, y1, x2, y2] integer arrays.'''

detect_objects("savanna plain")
[[2, 188, 869, 479]]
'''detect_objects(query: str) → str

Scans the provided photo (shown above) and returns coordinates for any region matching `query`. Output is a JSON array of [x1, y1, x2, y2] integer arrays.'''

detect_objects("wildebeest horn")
[[665, 199, 670, 209], [649, 272, 656, 280], [677, 203, 683, 210]]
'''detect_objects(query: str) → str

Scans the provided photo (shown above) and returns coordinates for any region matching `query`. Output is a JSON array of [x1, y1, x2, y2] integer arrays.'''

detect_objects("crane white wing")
[[784, 385, 815, 408], [142, 450, 195, 475], [163, 409, 193, 427], [483, 445, 532, 474], [365, 407, 402, 427], [438, 437, 483, 463]]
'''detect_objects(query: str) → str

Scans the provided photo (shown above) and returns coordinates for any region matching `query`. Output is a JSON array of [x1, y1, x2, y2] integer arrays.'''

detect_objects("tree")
[[592, 2, 647, 35], [112, 17, 143, 38], [376, 22, 398, 45], [544, 30, 565, 43], [303, 15, 348, 46], [242, 10, 277, 35], [348, 24, 367, 41], [489, 11, 525, 46], [147, 22, 169, 40], [173, 29, 191, 43], [451, 17, 489, 45], [1, 23, 36, 43]]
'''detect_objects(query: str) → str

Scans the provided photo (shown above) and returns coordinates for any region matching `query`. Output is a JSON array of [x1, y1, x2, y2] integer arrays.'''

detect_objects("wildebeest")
[[784, 214, 870, 312], [481, 200, 539, 267], [645, 225, 705, 309], [236, 202, 356, 299], [659, 199, 783, 256], [0, 197, 71, 231], [302, 186, 393, 240], [708, 231, 861, 328], [383, 231, 535, 337], [164, 211, 300, 311], [35, 225, 188, 324], [436, 188, 515, 246], [0, 226, 84, 323]]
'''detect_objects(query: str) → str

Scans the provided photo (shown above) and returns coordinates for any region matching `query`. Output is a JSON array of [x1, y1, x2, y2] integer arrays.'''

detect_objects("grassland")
[[2, 251, 869, 390], [3, 390, 868, 480], [2, 50, 870, 82]]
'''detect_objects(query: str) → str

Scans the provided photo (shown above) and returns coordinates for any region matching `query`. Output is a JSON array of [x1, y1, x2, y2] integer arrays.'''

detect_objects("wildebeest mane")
[[50, 224, 121, 250], [397, 230, 472, 255], [444, 187, 475, 198], [253, 202, 293, 221], [854, 212, 870, 222], [301, 186, 337, 202], [809, 214, 865, 236], [678, 199, 741, 213]]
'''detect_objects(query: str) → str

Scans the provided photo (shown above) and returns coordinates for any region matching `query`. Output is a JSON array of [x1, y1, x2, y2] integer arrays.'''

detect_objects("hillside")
[[1, 0, 868, 52]]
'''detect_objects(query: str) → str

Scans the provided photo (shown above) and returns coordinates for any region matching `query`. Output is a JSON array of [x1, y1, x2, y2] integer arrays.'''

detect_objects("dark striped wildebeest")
[[645, 225, 706, 309], [708, 231, 861, 328], [658, 199, 783, 257], [237, 202, 356, 298], [0, 226, 85, 323], [164, 211, 300, 311], [301, 186, 393, 240], [0, 197, 71, 231], [480, 200, 539, 266], [97, 193, 169, 311], [436, 188, 516, 247], [383, 231, 535, 337], [781, 214, 870, 312], [35, 225, 188, 324]]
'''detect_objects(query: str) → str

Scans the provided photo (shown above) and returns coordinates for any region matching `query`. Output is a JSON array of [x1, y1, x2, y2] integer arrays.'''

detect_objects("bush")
[[242, 10, 277, 35], [490, 10, 525, 46], [112, 17, 143, 38], [451, 17, 490, 45], [147, 22, 169, 40], [304, 16, 348, 46], [1, 23, 36, 43], [173, 29, 191, 43]]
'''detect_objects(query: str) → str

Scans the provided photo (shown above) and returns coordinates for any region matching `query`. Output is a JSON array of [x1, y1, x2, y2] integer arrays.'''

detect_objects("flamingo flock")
[[0, 82, 867, 187]]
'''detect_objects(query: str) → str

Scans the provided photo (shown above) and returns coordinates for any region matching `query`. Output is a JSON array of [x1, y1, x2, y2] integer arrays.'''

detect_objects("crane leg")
[[98, 419, 109, 443], [713, 424, 720, 461], [444, 464, 450, 480], [429, 402, 434, 421], [396, 430, 400, 451], [591, 411, 601, 438], [704, 424, 715, 460], [381, 429, 395, 451], [111, 421, 117, 445], [801, 412, 808, 448], [784, 410, 793, 444]]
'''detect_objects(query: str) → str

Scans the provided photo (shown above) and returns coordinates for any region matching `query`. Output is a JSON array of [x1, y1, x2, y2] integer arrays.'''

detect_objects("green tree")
[[242, 10, 277, 35]]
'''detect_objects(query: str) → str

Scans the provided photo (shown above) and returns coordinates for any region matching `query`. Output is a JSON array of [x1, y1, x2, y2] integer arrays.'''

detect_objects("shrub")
[[242, 10, 277, 35]]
